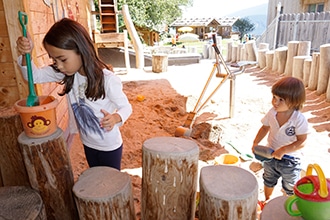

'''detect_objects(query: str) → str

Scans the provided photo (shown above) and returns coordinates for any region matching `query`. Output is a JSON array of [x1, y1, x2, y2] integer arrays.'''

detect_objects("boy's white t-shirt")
[[262, 107, 309, 158]]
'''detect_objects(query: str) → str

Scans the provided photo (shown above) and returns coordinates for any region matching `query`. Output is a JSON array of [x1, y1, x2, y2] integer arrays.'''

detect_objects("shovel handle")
[[18, 11, 28, 37], [18, 11, 37, 102]]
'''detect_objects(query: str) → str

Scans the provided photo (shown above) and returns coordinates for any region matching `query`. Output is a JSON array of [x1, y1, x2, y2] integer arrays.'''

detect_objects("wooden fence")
[[257, 11, 330, 52]]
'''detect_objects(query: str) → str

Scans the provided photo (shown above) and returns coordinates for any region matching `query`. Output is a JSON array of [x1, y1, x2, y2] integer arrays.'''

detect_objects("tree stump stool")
[[199, 165, 258, 220], [292, 56, 311, 80], [141, 137, 199, 220], [260, 196, 303, 220], [0, 186, 46, 219], [72, 166, 136, 220], [0, 108, 29, 187], [152, 54, 168, 73], [18, 128, 78, 220]]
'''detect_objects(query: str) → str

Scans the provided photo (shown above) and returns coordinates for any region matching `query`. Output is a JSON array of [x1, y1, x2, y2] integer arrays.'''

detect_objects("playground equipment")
[[175, 34, 255, 137]]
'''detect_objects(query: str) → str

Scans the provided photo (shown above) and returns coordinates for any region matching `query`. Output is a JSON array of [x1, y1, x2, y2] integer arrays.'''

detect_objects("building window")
[[308, 3, 324, 12]]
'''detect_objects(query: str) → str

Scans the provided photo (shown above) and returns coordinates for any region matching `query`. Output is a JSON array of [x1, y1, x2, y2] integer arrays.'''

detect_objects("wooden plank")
[[0, 11, 8, 36], [0, 37, 13, 62], [0, 63, 17, 86], [0, 86, 20, 109]]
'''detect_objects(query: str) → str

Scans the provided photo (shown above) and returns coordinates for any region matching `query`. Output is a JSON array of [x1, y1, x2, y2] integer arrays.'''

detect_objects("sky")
[[182, 0, 269, 17]]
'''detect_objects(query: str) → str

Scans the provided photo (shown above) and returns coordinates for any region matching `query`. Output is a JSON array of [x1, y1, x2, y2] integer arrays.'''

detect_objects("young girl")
[[16, 18, 132, 170], [252, 76, 309, 204]]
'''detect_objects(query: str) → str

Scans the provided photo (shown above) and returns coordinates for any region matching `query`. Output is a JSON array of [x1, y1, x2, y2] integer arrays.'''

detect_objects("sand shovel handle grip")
[[306, 163, 328, 198], [18, 11, 28, 37]]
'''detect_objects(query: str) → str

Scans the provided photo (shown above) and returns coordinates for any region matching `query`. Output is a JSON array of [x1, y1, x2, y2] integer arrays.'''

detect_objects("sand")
[[69, 59, 330, 219]]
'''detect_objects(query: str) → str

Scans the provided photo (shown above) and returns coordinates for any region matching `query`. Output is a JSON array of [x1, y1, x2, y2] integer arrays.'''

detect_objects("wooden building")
[[267, 0, 330, 26], [170, 16, 238, 39]]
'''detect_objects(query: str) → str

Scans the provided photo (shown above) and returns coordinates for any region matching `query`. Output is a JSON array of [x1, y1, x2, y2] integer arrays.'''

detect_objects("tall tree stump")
[[308, 52, 320, 90], [258, 49, 268, 68], [226, 42, 233, 62], [303, 57, 312, 86], [152, 54, 168, 73], [141, 137, 199, 220], [199, 165, 258, 220], [245, 40, 257, 61], [231, 45, 238, 62], [18, 128, 78, 220], [0, 186, 46, 219], [297, 41, 311, 56], [317, 44, 330, 95], [275, 46, 288, 74], [266, 51, 274, 70], [260, 196, 302, 220], [292, 56, 311, 80], [237, 44, 244, 62], [284, 41, 299, 76], [72, 167, 136, 220], [0, 108, 29, 187], [258, 43, 269, 50]]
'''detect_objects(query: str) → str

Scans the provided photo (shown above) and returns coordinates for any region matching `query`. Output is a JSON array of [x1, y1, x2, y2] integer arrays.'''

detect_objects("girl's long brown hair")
[[43, 18, 108, 101]]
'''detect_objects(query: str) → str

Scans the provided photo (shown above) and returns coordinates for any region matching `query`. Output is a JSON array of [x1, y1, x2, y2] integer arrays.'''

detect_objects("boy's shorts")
[[263, 157, 301, 195]]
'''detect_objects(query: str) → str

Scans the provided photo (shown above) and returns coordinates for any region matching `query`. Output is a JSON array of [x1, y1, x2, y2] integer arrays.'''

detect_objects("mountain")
[[226, 3, 268, 36]]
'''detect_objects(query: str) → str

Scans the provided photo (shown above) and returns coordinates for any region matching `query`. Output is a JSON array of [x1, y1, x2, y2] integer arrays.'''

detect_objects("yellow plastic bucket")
[[14, 96, 58, 138], [215, 154, 240, 166]]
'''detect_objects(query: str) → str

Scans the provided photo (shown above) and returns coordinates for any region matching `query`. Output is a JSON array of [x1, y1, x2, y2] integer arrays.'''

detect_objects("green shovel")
[[18, 11, 39, 106]]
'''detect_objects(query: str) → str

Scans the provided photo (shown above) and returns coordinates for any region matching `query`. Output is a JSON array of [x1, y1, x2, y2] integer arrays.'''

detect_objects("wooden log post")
[[258, 49, 268, 68], [18, 128, 78, 220], [141, 137, 199, 220], [272, 50, 278, 72], [297, 41, 311, 56], [292, 56, 311, 80], [245, 40, 257, 61], [303, 57, 312, 86], [266, 50, 274, 70], [231, 45, 238, 63], [152, 54, 168, 73], [72, 167, 136, 220], [260, 196, 302, 220], [284, 41, 299, 76], [275, 46, 288, 74], [0, 108, 30, 187], [258, 43, 269, 50], [308, 52, 320, 90], [241, 46, 247, 61], [199, 165, 258, 220], [203, 44, 210, 59], [237, 44, 244, 62], [226, 42, 233, 62], [0, 186, 46, 220], [317, 44, 330, 95]]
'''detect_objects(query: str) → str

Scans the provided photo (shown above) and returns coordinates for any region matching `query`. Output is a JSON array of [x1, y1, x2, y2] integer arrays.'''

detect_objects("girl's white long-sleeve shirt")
[[18, 56, 132, 152]]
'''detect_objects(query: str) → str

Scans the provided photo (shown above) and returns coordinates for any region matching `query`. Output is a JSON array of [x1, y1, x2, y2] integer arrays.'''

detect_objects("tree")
[[117, 0, 193, 30], [232, 17, 255, 42]]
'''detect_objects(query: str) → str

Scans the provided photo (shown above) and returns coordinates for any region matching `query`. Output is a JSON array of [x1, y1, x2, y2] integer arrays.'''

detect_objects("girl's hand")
[[16, 34, 33, 55], [100, 109, 121, 131]]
